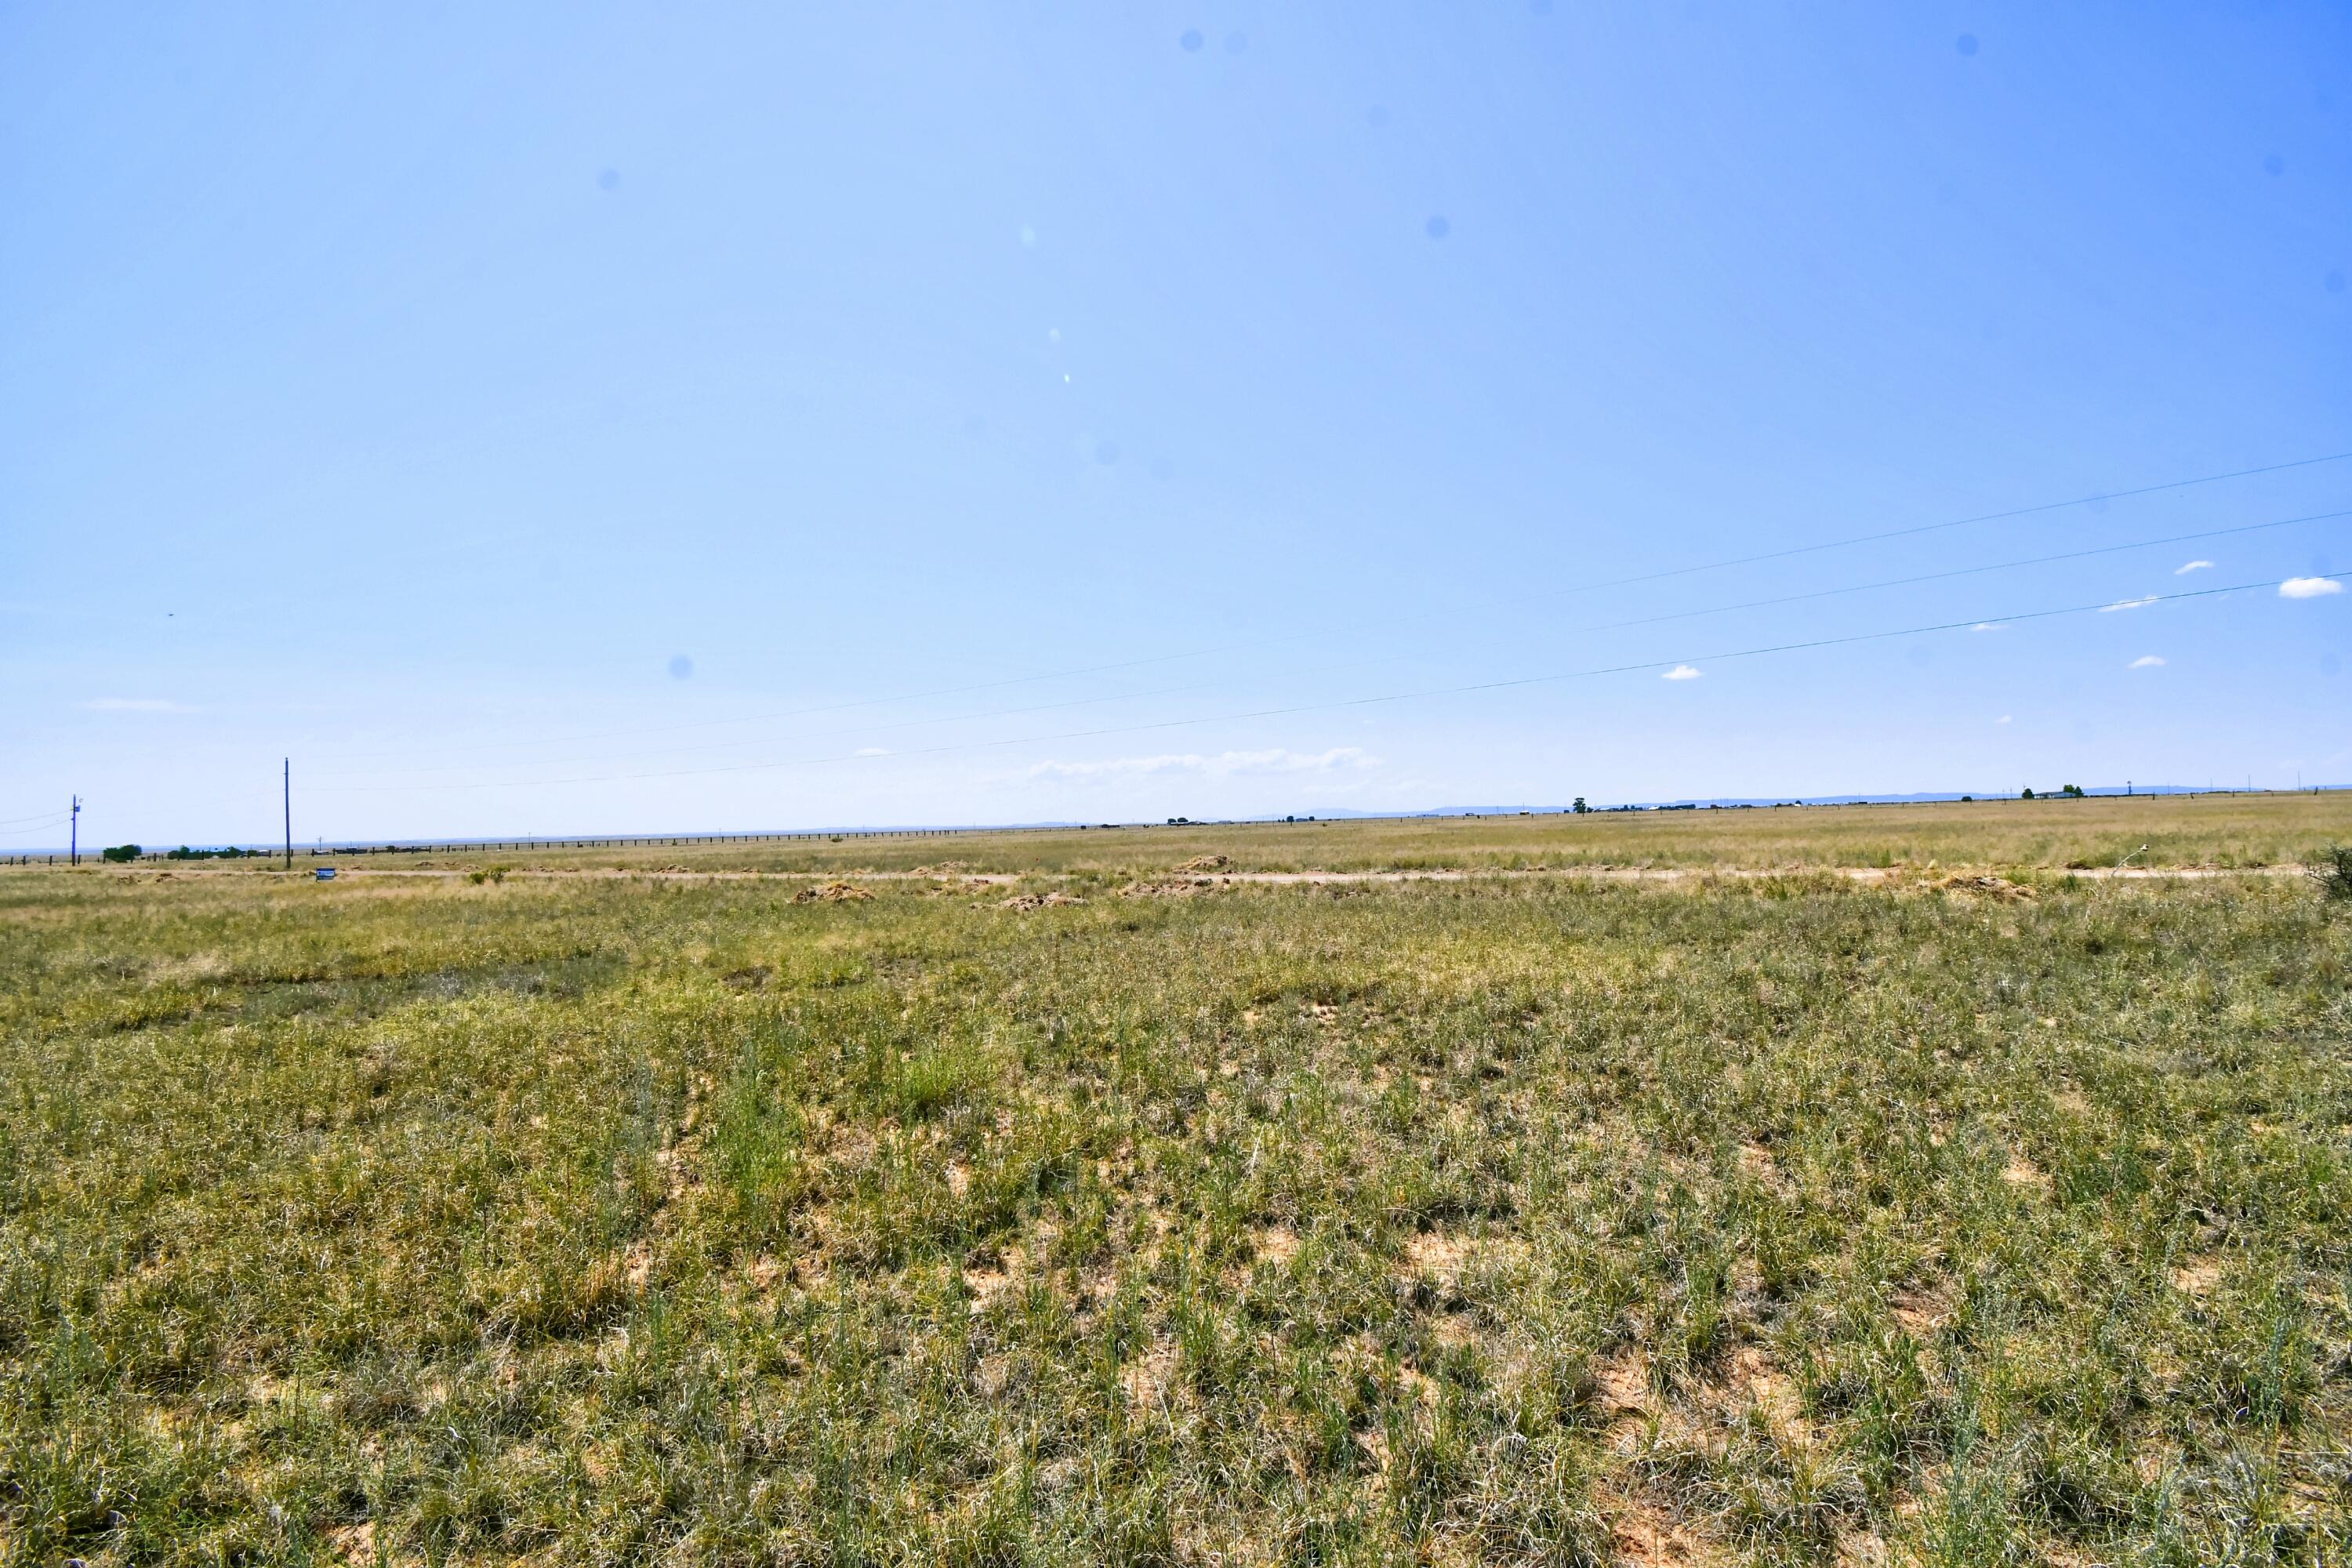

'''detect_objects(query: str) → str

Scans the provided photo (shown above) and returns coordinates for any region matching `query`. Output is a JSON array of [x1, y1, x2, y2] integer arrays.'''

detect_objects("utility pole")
[[70, 795, 80, 866], [283, 759, 292, 869]]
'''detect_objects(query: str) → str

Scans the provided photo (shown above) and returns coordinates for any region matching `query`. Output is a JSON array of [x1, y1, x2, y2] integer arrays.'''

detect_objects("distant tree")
[[2062, 783, 2086, 798], [2021, 787, 2035, 800], [1572, 797, 1588, 815], [101, 844, 140, 863], [1961, 795, 1973, 802]]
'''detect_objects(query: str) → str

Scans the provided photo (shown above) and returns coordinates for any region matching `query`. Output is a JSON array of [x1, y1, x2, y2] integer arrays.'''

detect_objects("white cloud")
[[2174, 560, 2213, 575], [853, 747, 889, 757], [1971, 622, 2006, 633], [81, 697, 196, 713], [2280, 575, 2344, 599], [1996, 715, 2012, 724], [1661, 665, 1702, 681], [2129, 655, 2165, 668], [2099, 595, 2158, 613], [1021, 746, 1377, 780]]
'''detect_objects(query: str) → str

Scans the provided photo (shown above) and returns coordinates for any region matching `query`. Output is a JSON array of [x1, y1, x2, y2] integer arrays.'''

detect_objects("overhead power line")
[[309, 574, 2285, 795], [309, 503, 2349, 782], [306, 448, 2352, 764]]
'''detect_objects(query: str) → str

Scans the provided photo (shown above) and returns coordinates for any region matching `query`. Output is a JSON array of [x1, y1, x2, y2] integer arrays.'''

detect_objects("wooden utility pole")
[[70, 795, 80, 866], [283, 760, 292, 869]]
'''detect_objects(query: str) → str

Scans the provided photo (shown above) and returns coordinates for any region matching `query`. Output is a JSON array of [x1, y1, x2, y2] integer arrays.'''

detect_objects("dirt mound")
[[1117, 877, 1219, 898], [998, 891, 1087, 911], [1933, 873, 2034, 900], [911, 862, 974, 877], [793, 880, 874, 904], [1174, 855, 1232, 872]]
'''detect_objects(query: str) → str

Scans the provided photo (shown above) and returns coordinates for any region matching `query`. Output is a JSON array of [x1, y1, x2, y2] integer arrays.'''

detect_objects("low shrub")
[[2310, 843, 2352, 902]]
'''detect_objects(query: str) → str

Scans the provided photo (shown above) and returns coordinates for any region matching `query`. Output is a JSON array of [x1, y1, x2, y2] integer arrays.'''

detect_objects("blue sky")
[[4, 2, 2348, 846]]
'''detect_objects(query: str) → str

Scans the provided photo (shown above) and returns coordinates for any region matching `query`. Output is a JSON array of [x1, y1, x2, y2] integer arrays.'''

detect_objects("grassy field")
[[162, 792, 2352, 880], [4, 798, 2350, 1564]]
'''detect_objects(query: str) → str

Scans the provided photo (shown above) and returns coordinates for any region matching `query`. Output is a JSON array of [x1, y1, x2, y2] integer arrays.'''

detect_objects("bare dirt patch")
[[1834, 1526, 1892, 1566], [793, 880, 874, 904], [1722, 1344, 1810, 1442], [1254, 1225, 1300, 1265], [1403, 1229, 1475, 1283], [1116, 877, 1219, 898], [2172, 1256, 2225, 1298], [997, 891, 1086, 911], [1891, 1278, 1958, 1338], [1122, 1336, 1181, 1411], [325, 1520, 378, 1565], [962, 1246, 1023, 1312], [1605, 1493, 1717, 1566], [1592, 1348, 1652, 1417], [2001, 1153, 2051, 1194], [1933, 873, 2035, 900]]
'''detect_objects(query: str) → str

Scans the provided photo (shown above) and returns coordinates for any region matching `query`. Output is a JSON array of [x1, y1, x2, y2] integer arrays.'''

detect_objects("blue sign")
[[315, 867, 337, 880]]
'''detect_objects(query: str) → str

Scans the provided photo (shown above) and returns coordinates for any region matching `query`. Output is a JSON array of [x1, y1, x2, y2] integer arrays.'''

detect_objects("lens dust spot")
[[2263, 154, 2284, 176], [1425, 215, 1450, 240], [598, 168, 621, 192], [1094, 441, 1120, 466], [1180, 28, 1203, 51], [1955, 33, 1978, 56], [668, 655, 694, 681], [2326, 270, 2345, 294], [1367, 103, 1389, 129], [1224, 31, 1247, 53]]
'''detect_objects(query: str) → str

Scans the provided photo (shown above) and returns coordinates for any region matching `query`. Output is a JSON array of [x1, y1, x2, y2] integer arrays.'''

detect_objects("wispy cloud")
[[1970, 622, 2007, 633], [2174, 559, 2213, 575], [1021, 747, 1377, 780], [853, 747, 889, 757], [2099, 595, 2158, 613], [2280, 575, 2343, 599], [1996, 715, 2013, 724], [1661, 665, 1702, 681], [2129, 655, 2165, 669], [80, 697, 197, 713]]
